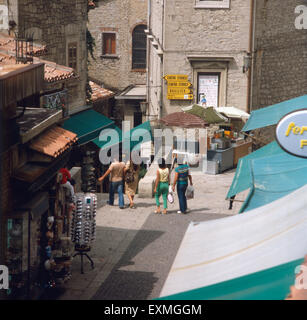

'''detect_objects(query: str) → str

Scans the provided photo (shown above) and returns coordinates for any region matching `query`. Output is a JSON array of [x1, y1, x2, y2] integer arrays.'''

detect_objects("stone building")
[[251, 0, 307, 111], [88, 0, 148, 128], [0, 0, 88, 114], [0, 62, 79, 299], [146, 0, 253, 120]]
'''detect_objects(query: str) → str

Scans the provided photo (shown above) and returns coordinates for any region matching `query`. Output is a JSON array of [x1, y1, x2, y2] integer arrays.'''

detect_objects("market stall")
[[165, 105, 252, 174]]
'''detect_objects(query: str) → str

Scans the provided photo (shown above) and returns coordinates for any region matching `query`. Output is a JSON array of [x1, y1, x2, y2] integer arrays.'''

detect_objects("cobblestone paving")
[[58, 169, 247, 300]]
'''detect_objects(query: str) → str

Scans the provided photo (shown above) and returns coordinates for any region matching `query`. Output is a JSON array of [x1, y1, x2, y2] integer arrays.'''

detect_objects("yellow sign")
[[167, 94, 194, 100], [163, 74, 189, 81], [167, 81, 192, 88], [167, 88, 193, 95]]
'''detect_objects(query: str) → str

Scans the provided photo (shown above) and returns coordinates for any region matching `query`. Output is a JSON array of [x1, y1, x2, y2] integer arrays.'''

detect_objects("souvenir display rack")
[[71, 193, 97, 273]]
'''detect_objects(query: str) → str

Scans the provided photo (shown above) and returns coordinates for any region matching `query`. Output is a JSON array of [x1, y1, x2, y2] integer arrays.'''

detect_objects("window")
[[132, 25, 147, 70], [102, 33, 116, 55], [195, 0, 230, 9], [197, 73, 220, 108], [68, 42, 77, 69]]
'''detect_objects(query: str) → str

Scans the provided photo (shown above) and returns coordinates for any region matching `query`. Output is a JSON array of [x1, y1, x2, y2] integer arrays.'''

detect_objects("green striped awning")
[[158, 258, 304, 300]]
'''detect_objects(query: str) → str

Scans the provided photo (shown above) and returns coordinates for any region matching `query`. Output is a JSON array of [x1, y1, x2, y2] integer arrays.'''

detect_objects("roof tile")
[[89, 81, 115, 102], [160, 112, 207, 128], [29, 126, 78, 158], [0, 33, 77, 83]]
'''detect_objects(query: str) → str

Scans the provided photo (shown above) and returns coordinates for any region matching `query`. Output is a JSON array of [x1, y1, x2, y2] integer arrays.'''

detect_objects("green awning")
[[158, 258, 303, 300], [92, 120, 152, 152], [62, 109, 114, 145], [227, 140, 307, 213], [226, 141, 283, 199], [182, 105, 228, 124], [242, 95, 307, 132]]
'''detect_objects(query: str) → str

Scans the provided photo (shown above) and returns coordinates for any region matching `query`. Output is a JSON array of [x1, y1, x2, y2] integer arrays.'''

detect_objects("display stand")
[[71, 193, 97, 274], [73, 245, 94, 274]]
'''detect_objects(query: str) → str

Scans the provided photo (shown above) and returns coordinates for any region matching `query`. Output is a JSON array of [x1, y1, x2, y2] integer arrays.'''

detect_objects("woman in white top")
[[154, 158, 170, 214]]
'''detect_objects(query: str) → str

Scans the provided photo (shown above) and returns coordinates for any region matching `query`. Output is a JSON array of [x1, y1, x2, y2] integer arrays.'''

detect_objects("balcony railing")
[[42, 89, 68, 117]]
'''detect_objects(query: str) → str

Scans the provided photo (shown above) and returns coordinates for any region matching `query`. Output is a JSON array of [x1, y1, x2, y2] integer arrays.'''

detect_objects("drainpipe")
[[146, 0, 151, 121], [248, 0, 256, 113], [159, 0, 165, 120]]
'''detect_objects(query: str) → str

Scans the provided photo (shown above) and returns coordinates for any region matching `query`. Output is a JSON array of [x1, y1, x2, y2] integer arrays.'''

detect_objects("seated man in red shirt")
[[59, 167, 75, 198]]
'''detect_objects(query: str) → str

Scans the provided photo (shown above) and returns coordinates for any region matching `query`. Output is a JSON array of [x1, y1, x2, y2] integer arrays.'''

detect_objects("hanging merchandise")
[[71, 193, 97, 246], [71, 193, 97, 273], [81, 151, 97, 193]]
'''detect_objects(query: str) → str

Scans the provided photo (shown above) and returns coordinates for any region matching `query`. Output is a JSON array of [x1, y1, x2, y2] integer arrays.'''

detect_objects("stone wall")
[[7, 0, 88, 113], [88, 0, 147, 91], [252, 0, 307, 110], [148, 0, 252, 119]]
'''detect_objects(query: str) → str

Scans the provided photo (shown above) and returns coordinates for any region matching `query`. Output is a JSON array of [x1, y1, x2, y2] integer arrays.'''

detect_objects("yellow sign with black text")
[[167, 88, 193, 95], [167, 81, 192, 88], [163, 74, 189, 81], [167, 94, 194, 100], [164, 74, 194, 100]]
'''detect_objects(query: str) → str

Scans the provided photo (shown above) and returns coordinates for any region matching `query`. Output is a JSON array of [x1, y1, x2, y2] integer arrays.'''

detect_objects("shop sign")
[[276, 109, 307, 158], [163, 74, 188, 81]]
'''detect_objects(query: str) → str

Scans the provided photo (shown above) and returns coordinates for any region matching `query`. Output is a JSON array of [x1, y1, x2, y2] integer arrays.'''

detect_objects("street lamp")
[[140, 101, 148, 115]]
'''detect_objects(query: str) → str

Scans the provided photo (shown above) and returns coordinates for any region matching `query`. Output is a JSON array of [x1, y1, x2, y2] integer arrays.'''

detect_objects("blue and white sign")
[[276, 109, 307, 158]]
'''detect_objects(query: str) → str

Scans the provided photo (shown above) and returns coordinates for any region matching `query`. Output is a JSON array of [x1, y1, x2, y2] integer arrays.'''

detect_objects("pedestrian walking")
[[172, 159, 193, 214], [98, 157, 125, 209], [154, 158, 170, 215], [124, 156, 140, 209]]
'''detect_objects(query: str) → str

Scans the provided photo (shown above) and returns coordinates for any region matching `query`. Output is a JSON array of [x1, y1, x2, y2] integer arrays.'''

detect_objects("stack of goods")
[[71, 193, 97, 247], [41, 214, 73, 291], [81, 151, 96, 193]]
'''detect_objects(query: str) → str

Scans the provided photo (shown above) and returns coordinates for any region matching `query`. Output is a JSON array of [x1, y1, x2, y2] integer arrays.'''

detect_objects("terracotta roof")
[[160, 112, 208, 128], [29, 126, 78, 158], [42, 59, 78, 83], [0, 33, 47, 56], [89, 81, 115, 102], [286, 255, 307, 300], [0, 52, 78, 83], [0, 33, 78, 83]]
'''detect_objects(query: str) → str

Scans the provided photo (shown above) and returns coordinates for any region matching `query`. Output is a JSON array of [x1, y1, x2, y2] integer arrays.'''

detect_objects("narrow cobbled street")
[[58, 169, 245, 300]]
